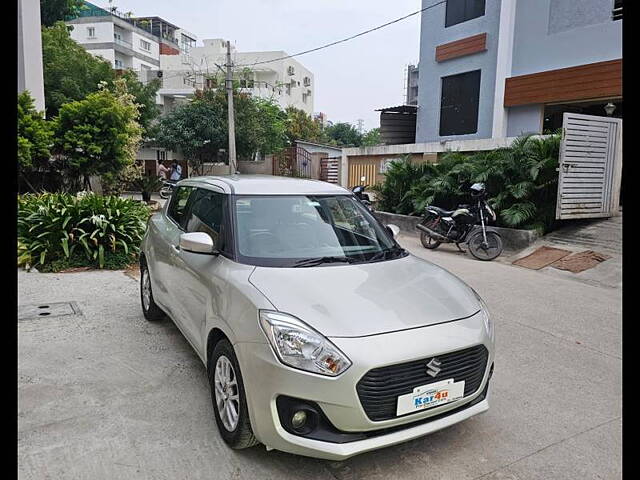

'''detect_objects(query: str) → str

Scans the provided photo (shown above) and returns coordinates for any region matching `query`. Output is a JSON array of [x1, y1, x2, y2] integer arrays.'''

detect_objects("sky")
[[92, 0, 422, 131]]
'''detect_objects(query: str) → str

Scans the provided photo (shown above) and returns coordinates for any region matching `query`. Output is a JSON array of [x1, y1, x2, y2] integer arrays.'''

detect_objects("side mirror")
[[179, 232, 218, 255], [386, 224, 400, 238]]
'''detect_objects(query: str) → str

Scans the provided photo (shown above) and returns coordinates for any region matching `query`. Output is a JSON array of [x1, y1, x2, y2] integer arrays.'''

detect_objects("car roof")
[[178, 174, 352, 195]]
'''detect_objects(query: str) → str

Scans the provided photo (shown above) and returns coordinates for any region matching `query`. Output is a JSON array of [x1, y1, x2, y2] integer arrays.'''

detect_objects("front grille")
[[356, 345, 489, 421]]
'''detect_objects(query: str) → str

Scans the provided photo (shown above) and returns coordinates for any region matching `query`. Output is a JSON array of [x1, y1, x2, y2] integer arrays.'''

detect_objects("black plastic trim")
[[276, 379, 490, 445]]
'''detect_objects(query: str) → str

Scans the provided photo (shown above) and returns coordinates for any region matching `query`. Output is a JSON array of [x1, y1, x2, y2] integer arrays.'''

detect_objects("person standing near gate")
[[157, 161, 170, 180], [170, 160, 182, 181]]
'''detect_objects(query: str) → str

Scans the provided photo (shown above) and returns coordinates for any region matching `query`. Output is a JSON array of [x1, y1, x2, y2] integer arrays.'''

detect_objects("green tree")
[[155, 88, 288, 174], [18, 91, 54, 172], [325, 122, 363, 147], [40, 0, 84, 27], [284, 107, 325, 144], [54, 79, 142, 190], [252, 98, 288, 155], [42, 22, 115, 117], [155, 98, 226, 176], [361, 128, 381, 147], [116, 70, 161, 137]]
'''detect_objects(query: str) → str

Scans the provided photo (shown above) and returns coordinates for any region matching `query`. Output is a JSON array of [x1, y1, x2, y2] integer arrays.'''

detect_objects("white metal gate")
[[556, 113, 622, 220]]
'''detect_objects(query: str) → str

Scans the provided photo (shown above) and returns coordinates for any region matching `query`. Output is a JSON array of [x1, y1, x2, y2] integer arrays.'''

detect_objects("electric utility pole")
[[225, 41, 237, 174]]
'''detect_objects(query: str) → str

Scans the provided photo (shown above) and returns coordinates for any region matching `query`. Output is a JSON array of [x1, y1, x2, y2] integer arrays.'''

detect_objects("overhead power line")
[[235, 0, 446, 68]]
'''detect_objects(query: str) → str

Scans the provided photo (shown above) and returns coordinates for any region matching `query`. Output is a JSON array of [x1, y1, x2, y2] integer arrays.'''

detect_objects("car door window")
[[185, 188, 230, 251], [167, 186, 195, 229]]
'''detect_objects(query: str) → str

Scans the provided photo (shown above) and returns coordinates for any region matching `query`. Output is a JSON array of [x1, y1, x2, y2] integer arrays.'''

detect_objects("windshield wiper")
[[367, 246, 407, 262], [292, 256, 357, 268]]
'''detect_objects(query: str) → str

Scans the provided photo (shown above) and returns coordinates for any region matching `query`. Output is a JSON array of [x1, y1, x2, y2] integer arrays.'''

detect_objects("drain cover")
[[18, 302, 80, 321]]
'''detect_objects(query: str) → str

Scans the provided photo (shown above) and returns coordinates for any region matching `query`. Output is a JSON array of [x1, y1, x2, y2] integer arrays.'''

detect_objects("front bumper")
[[235, 311, 494, 460]]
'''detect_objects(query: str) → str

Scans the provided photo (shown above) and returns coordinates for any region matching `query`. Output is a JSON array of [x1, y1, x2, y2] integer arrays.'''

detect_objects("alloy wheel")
[[142, 268, 151, 311], [214, 355, 240, 431]]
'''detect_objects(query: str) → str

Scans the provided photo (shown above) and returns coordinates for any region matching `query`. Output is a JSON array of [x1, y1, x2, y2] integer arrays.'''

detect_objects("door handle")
[[171, 244, 180, 253]]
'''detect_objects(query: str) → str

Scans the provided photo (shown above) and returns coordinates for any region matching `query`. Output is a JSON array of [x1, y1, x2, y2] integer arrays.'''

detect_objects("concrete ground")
[[18, 235, 621, 480]]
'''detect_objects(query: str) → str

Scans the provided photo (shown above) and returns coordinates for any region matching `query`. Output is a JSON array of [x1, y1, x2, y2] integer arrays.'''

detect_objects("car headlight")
[[259, 310, 351, 377], [471, 289, 492, 336]]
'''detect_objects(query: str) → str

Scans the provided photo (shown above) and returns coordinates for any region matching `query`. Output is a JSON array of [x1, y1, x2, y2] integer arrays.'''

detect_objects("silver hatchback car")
[[140, 175, 495, 460]]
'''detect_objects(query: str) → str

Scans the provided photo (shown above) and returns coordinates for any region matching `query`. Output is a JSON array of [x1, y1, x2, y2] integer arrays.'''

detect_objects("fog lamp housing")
[[291, 410, 308, 429]]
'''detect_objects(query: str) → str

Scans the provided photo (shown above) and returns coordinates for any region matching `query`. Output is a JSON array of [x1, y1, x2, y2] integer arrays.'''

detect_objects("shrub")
[[372, 134, 561, 233], [54, 79, 142, 192], [101, 162, 146, 196], [18, 193, 149, 270], [18, 91, 54, 172]]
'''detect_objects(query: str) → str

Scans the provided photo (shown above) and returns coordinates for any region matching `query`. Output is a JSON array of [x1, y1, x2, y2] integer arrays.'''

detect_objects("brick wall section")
[[160, 43, 180, 55], [435, 33, 487, 62], [504, 59, 622, 107]]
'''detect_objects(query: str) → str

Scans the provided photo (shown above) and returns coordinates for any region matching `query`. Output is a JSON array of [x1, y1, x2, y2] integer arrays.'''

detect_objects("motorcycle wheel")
[[468, 231, 503, 261], [420, 231, 441, 250]]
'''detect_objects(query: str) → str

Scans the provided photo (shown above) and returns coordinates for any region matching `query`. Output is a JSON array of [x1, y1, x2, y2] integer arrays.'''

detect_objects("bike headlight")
[[471, 289, 493, 336], [259, 311, 352, 377]]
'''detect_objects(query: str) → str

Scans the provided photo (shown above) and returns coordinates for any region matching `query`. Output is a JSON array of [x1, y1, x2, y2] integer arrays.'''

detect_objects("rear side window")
[[167, 186, 195, 228], [185, 188, 230, 251]]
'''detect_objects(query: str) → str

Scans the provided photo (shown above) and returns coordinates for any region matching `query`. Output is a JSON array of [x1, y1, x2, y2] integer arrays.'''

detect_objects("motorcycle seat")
[[426, 206, 456, 217]]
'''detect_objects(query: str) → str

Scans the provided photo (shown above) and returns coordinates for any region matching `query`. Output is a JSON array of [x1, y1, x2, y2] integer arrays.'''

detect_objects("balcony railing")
[[113, 36, 133, 48], [67, 3, 179, 44]]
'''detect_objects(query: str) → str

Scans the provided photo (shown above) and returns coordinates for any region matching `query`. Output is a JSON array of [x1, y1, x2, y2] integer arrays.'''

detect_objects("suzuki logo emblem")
[[426, 358, 442, 377]]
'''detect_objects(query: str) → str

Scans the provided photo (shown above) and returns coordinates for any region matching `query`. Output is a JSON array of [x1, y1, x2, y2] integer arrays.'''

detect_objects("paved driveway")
[[18, 236, 621, 480]]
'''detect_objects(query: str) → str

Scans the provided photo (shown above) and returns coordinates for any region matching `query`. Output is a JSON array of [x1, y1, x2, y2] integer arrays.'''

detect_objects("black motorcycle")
[[415, 183, 503, 261], [352, 185, 374, 212]]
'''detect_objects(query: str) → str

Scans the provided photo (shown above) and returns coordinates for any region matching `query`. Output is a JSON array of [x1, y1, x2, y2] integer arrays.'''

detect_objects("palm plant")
[[134, 174, 163, 202], [371, 156, 434, 215], [374, 133, 561, 233]]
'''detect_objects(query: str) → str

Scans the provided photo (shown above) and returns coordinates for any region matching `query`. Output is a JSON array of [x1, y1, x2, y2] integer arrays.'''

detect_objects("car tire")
[[140, 259, 165, 321], [209, 339, 259, 449]]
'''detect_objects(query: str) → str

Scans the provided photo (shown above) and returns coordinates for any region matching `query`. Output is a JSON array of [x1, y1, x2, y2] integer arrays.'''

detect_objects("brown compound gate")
[[272, 146, 312, 178]]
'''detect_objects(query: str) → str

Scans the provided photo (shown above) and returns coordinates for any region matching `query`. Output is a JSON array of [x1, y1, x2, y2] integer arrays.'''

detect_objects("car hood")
[[249, 254, 480, 338]]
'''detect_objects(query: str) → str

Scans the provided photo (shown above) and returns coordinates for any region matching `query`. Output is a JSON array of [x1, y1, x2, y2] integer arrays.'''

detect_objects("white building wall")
[[67, 17, 161, 70], [69, 21, 113, 45], [18, 0, 45, 111], [91, 49, 116, 64], [131, 31, 160, 61], [114, 52, 132, 69], [132, 58, 157, 70], [160, 40, 315, 114]]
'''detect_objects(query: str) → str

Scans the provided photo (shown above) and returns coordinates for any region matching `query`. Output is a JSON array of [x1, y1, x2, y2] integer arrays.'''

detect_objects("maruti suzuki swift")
[[139, 175, 495, 460]]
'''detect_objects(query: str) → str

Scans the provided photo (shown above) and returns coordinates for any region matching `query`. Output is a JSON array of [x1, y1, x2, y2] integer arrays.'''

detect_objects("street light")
[[604, 102, 616, 116]]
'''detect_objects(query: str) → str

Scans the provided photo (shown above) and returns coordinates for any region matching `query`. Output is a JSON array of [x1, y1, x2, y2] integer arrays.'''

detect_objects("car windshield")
[[234, 194, 404, 267]]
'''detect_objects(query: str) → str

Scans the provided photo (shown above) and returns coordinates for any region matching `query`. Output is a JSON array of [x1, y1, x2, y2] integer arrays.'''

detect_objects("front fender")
[[202, 259, 275, 366]]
